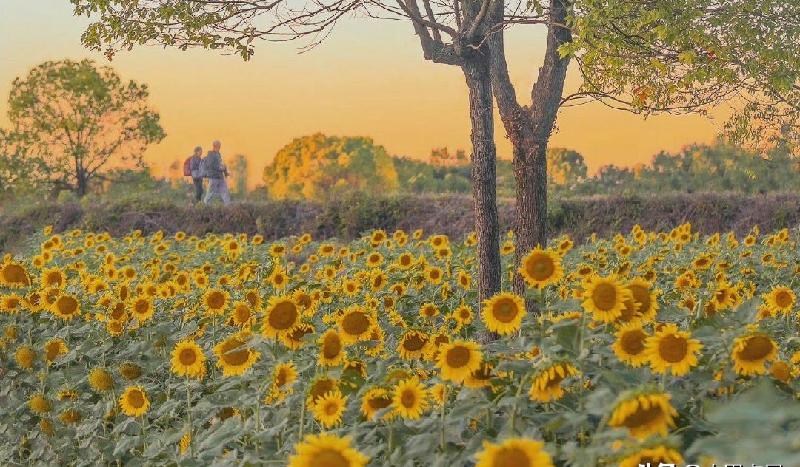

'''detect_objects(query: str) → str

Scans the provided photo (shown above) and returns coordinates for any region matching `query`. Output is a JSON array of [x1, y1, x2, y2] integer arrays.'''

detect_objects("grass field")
[[1, 224, 800, 465]]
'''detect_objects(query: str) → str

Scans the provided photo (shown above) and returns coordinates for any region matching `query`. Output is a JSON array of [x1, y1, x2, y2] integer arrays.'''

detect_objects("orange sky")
[[0, 1, 723, 188]]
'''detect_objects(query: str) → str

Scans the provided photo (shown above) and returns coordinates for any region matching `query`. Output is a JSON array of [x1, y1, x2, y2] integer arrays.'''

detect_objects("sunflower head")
[[609, 391, 677, 440], [437, 340, 482, 384], [475, 438, 554, 467], [287, 433, 369, 467], [482, 292, 526, 335], [119, 385, 150, 417], [518, 247, 563, 288]]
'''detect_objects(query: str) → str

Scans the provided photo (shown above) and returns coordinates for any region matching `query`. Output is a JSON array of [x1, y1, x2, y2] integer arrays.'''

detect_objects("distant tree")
[[230, 155, 249, 195], [263, 134, 399, 200], [547, 148, 587, 188], [0, 128, 48, 199], [4, 59, 165, 196]]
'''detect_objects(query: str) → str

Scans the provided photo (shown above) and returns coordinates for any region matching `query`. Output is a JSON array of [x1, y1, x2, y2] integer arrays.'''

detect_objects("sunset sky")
[[1, 0, 723, 187]]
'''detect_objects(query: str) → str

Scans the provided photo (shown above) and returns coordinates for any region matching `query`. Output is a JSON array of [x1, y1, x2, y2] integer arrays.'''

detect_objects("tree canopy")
[[3, 59, 165, 196], [263, 134, 399, 200]]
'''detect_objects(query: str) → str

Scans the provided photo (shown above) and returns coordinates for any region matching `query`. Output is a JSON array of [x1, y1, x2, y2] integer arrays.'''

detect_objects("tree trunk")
[[512, 136, 548, 298], [462, 55, 502, 308], [490, 0, 572, 310]]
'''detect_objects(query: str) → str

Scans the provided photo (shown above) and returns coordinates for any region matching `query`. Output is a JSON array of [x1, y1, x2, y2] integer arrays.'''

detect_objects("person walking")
[[187, 146, 205, 202], [203, 140, 231, 206]]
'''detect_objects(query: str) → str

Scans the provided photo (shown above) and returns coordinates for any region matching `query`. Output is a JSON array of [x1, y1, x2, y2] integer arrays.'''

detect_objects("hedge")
[[1, 192, 799, 252]]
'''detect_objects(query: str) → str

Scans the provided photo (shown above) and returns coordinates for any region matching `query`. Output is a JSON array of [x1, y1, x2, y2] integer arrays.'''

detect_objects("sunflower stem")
[[185, 377, 193, 458], [439, 385, 447, 452], [298, 396, 306, 441]]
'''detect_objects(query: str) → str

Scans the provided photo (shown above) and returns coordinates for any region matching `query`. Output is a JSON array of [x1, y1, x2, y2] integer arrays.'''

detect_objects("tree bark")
[[462, 54, 502, 308], [489, 0, 572, 306]]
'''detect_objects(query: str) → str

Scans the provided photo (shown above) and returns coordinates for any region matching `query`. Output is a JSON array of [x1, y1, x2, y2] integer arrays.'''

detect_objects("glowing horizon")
[[0, 0, 721, 189]]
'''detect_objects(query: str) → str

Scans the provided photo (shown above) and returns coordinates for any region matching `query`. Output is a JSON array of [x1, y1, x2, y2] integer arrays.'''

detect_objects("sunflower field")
[[2, 224, 800, 466]]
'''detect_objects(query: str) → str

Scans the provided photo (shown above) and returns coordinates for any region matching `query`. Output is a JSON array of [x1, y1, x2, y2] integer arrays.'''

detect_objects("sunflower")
[[171, 339, 206, 379], [51, 294, 81, 320], [452, 304, 474, 327], [304, 376, 340, 408], [482, 292, 526, 335], [617, 445, 684, 467], [475, 438, 554, 467], [130, 296, 154, 322], [119, 362, 142, 380], [288, 433, 368, 467], [425, 266, 444, 285], [28, 393, 52, 414], [59, 408, 82, 425], [44, 338, 68, 363], [0, 261, 30, 287], [369, 269, 387, 291], [397, 330, 430, 360], [419, 302, 440, 319], [609, 392, 677, 440], [0, 294, 24, 314], [119, 385, 150, 417], [392, 376, 429, 420], [644, 323, 702, 376], [312, 390, 347, 428], [612, 323, 650, 367], [268, 264, 290, 290], [106, 319, 125, 336], [626, 278, 659, 322], [338, 307, 374, 344], [465, 363, 495, 389], [764, 286, 795, 315], [262, 295, 300, 338], [272, 362, 298, 390], [518, 247, 563, 288], [581, 275, 631, 323], [41, 267, 66, 289], [203, 289, 230, 316], [731, 332, 778, 376], [437, 340, 482, 383], [88, 367, 115, 392], [360, 387, 393, 420], [213, 332, 261, 377], [281, 323, 315, 350], [529, 362, 579, 403], [229, 301, 254, 327], [319, 329, 345, 367]]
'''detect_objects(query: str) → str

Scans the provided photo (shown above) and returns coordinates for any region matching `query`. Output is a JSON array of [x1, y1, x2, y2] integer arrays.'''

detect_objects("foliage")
[[579, 140, 800, 195], [2, 59, 165, 196], [566, 0, 800, 151], [229, 155, 249, 195], [263, 134, 399, 201], [2, 223, 800, 464]]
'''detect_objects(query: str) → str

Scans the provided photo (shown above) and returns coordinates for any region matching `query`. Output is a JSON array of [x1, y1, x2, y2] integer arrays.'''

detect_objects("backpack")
[[182, 157, 193, 177]]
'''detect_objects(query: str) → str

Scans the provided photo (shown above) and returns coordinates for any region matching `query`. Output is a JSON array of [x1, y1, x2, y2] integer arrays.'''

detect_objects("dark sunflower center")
[[592, 283, 617, 311], [445, 346, 471, 368], [403, 334, 426, 351], [179, 348, 197, 366], [739, 336, 773, 361], [492, 298, 519, 323], [621, 330, 646, 355], [269, 302, 298, 329], [323, 334, 341, 359], [493, 446, 531, 467], [658, 334, 688, 363], [525, 254, 554, 281], [342, 312, 370, 335], [623, 406, 663, 429]]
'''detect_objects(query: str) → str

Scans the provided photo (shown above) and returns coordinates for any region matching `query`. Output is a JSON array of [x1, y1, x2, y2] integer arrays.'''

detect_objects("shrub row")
[[1, 192, 799, 251]]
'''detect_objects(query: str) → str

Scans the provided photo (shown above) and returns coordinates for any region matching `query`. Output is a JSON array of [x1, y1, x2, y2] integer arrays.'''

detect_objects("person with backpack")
[[184, 146, 205, 202], [203, 140, 231, 206]]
